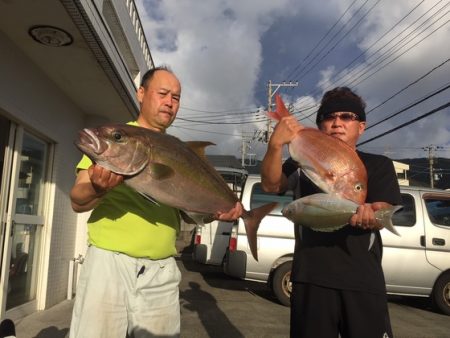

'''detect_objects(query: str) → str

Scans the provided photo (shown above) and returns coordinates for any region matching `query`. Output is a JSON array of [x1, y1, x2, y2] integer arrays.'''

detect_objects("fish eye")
[[354, 183, 364, 192], [112, 131, 123, 141]]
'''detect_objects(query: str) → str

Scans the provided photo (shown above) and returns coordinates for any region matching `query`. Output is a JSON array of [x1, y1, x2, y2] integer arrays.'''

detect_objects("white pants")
[[69, 246, 181, 338]]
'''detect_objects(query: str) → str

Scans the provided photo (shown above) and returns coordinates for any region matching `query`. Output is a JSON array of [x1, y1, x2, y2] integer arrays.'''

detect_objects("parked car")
[[223, 175, 450, 316], [192, 167, 248, 265]]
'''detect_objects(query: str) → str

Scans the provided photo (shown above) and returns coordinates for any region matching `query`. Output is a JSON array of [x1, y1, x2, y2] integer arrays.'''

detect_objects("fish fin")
[[97, 158, 149, 176], [185, 141, 215, 159], [275, 94, 291, 117], [300, 168, 333, 194], [376, 205, 403, 236], [138, 192, 160, 206], [180, 211, 197, 224], [243, 202, 278, 261], [267, 111, 282, 120], [181, 211, 214, 225], [267, 94, 291, 121], [148, 163, 175, 180], [368, 232, 375, 250]]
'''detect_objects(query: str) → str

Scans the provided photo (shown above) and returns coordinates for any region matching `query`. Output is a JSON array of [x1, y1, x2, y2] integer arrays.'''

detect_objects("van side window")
[[424, 197, 450, 227], [250, 183, 293, 216], [392, 193, 416, 227]]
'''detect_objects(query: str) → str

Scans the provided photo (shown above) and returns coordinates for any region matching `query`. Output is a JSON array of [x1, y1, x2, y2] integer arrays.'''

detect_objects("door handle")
[[420, 235, 425, 247], [432, 238, 445, 246]]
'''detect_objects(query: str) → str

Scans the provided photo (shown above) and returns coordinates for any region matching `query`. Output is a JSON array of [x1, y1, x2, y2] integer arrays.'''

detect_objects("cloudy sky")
[[135, 0, 449, 162]]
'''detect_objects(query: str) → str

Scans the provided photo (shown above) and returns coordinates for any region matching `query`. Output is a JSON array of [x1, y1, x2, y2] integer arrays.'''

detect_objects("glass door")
[[0, 116, 14, 312], [0, 121, 49, 315]]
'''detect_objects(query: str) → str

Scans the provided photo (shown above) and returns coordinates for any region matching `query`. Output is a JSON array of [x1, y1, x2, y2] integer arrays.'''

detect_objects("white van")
[[223, 175, 450, 316], [192, 167, 248, 265]]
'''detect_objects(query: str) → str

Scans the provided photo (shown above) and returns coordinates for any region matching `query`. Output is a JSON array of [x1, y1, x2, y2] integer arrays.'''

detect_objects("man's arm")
[[261, 142, 288, 193], [261, 116, 303, 193], [70, 164, 123, 213]]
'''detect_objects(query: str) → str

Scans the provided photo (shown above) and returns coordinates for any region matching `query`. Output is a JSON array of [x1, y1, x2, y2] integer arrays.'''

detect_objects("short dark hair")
[[316, 87, 366, 126], [140, 65, 173, 88]]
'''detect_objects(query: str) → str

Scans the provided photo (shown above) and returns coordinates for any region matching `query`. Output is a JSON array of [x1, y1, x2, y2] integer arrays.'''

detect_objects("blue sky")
[[136, 0, 449, 161]]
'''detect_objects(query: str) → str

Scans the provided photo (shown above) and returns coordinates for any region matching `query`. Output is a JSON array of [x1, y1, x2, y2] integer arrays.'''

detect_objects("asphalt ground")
[[14, 248, 450, 338]]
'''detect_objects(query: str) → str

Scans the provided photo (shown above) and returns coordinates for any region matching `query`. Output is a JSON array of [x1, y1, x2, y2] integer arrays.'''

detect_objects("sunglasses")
[[322, 112, 360, 122]]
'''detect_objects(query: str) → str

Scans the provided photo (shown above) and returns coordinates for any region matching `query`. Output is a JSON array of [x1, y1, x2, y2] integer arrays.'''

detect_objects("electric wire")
[[284, 0, 361, 81], [294, 0, 383, 82], [289, 0, 447, 111], [357, 102, 450, 146], [365, 82, 450, 131]]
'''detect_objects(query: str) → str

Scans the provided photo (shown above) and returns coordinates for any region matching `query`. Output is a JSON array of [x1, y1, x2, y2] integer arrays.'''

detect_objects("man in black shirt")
[[261, 87, 401, 338]]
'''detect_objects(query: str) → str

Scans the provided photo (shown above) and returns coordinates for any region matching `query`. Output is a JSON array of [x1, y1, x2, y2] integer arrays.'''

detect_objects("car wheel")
[[432, 272, 450, 315], [272, 261, 292, 307]]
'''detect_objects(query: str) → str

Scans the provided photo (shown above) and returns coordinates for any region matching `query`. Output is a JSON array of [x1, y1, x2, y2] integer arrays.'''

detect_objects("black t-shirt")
[[282, 151, 402, 295]]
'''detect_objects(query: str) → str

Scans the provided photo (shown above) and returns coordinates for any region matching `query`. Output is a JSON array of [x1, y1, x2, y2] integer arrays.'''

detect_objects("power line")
[[284, 0, 361, 81], [366, 82, 450, 131], [357, 102, 450, 146], [295, 0, 383, 82], [176, 1, 446, 121], [293, 57, 450, 128], [339, 1, 448, 89], [179, 106, 262, 118], [315, 0, 425, 89], [289, 1, 447, 111], [170, 125, 242, 137], [345, 12, 449, 90], [367, 58, 450, 115]]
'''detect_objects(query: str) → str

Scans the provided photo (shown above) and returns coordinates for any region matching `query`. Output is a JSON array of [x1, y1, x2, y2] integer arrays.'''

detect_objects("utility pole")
[[423, 145, 443, 188], [266, 80, 298, 142], [241, 131, 254, 167]]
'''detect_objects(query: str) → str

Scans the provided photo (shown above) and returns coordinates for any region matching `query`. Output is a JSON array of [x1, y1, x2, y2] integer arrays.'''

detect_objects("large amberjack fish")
[[75, 124, 276, 261], [268, 95, 368, 205], [282, 193, 401, 235]]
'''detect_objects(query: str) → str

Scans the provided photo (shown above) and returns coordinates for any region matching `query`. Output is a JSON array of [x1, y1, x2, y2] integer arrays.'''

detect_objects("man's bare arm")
[[70, 164, 123, 213], [261, 142, 288, 193], [261, 116, 302, 193]]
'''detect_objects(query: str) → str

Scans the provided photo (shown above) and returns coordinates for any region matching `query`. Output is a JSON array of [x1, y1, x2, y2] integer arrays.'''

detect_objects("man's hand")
[[269, 116, 304, 149], [215, 202, 243, 222], [88, 164, 124, 196], [350, 202, 391, 230], [70, 164, 124, 212]]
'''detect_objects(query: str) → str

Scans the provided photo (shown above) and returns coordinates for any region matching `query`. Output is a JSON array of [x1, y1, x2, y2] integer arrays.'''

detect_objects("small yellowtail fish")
[[281, 193, 401, 235]]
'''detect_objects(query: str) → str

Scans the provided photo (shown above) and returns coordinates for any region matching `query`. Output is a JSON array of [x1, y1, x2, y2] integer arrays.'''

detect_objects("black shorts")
[[290, 282, 393, 338]]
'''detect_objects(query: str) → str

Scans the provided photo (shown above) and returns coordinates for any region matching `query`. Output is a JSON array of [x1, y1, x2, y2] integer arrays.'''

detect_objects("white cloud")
[[136, 0, 450, 161]]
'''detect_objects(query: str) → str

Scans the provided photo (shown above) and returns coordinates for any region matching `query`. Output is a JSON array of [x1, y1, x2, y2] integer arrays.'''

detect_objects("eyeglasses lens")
[[323, 113, 359, 122]]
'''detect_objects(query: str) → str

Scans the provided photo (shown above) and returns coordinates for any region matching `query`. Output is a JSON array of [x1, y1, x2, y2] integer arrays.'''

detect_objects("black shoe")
[[0, 319, 16, 338]]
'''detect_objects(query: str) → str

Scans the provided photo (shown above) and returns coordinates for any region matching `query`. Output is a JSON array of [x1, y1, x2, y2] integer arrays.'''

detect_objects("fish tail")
[[243, 202, 278, 261], [376, 205, 403, 236], [267, 94, 291, 121]]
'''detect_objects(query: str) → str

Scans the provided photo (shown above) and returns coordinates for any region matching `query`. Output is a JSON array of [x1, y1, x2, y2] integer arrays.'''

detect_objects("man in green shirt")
[[69, 66, 242, 338]]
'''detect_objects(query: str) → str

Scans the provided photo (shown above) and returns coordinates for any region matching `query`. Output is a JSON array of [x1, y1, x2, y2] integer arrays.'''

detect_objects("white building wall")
[[0, 30, 93, 308]]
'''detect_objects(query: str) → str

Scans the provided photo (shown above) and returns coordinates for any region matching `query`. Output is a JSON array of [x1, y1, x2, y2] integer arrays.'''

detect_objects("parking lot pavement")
[[178, 252, 290, 338], [14, 250, 450, 338], [15, 298, 72, 338]]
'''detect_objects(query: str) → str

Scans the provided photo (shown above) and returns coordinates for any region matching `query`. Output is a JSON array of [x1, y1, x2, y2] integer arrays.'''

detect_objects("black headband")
[[316, 98, 366, 124]]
